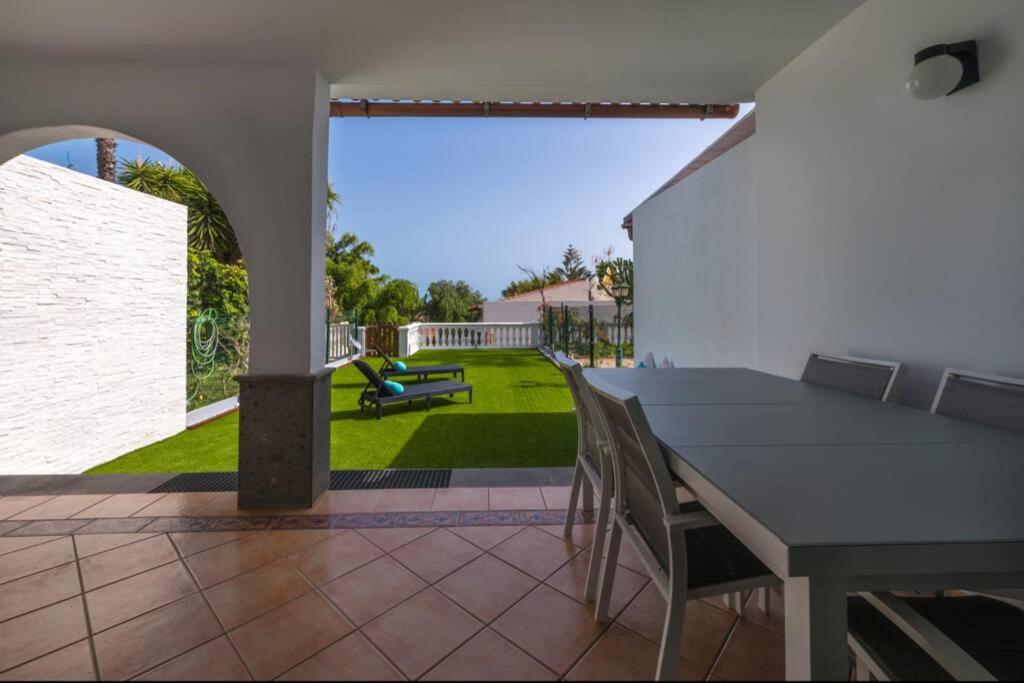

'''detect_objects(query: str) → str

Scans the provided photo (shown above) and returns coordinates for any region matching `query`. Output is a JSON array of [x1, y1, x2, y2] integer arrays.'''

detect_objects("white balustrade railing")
[[399, 322, 541, 356]]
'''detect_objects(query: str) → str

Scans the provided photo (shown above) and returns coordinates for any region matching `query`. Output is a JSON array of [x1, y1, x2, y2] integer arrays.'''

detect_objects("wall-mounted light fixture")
[[906, 40, 979, 100]]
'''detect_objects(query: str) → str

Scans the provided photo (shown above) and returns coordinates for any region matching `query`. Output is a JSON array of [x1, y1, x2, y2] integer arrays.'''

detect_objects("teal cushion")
[[394, 361, 407, 371], [383, 380, 405, 395]]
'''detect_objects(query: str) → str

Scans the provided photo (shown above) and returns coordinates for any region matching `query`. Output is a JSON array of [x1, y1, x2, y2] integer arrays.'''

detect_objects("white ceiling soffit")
[[0, 0, 864, 103]]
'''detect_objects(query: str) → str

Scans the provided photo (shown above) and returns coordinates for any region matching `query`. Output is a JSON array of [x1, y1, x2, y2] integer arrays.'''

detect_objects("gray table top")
[[585, 373, 873, 406], [591, 368, 1024, 549]]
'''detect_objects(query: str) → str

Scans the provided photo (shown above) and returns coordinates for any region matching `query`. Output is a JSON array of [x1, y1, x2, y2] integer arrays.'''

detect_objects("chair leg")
[[563, 461, 584, 537], [583, 488, 611, 602], [757, 586, 770, 615], [581, 476, 594, 513], [723, 591, 743, 614], [656, 588, 687, 681], [854, 655, 871, 681], [594, 519, 621, 623]]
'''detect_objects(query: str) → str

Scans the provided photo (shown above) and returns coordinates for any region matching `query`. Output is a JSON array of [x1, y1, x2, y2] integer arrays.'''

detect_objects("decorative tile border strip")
[[0, 509, 597, 536]]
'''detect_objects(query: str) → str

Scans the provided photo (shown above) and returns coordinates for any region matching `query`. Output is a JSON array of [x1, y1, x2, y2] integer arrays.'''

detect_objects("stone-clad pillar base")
[[235, 367, 334, 509]]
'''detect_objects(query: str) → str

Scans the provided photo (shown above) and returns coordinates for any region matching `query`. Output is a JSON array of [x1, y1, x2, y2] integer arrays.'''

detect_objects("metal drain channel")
[[151, 469, 452, 493]]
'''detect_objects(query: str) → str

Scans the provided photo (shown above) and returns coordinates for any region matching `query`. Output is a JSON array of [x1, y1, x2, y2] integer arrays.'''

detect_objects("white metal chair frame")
[[555, 352, 614, 602], [586, 374, 779, 680], [804, 351, 906, 403], [930, 367, 1024, 414]]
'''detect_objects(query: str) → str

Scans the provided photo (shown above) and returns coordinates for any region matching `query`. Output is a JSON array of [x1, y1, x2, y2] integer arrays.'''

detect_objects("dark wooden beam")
[[330, 100, 739, 120]]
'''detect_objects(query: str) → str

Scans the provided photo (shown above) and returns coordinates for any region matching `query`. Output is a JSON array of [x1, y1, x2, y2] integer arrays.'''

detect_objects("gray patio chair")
[[847, 592, 1024, 681], [586, 374, 780, 681], [354, 359, 472, 419], [801, 351, 905, 402], [930, 368, 1024, 435], [553, 352, 613, 602]]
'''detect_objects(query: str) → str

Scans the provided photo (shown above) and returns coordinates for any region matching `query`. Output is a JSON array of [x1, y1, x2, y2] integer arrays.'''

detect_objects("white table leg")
[[784, 576, 848, 681]]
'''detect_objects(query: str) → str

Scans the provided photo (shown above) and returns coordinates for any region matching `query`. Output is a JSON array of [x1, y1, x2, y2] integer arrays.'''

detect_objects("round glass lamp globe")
[[906, 54, 963, 100]]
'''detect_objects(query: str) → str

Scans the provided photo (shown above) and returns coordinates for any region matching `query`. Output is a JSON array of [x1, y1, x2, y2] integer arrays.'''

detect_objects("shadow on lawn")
[[386, 412, 577, 469]]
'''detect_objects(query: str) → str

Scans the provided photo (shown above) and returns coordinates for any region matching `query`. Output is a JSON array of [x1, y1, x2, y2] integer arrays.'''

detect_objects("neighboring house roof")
[[472, 278, 612, 310], [621, 110, 756, 240]]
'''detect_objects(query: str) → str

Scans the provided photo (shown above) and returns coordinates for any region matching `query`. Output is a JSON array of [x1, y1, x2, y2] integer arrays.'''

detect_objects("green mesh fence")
[[540, 302, 633, 367], [186, 310, 249, 409]]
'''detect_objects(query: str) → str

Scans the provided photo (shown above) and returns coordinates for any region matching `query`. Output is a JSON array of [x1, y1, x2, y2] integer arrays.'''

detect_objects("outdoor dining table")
[[585, 366, 1024, 680]]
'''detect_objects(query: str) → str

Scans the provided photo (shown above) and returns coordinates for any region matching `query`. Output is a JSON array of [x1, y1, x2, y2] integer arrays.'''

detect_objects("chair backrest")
[[801, 352, 903, 402], [641, 352, 656, 368], [587, 373, 681, 573], [931, 369, 1024, 435], [372, 345, 397, 370], [353, 359, 392, 395], [553, 352, 609, 480]]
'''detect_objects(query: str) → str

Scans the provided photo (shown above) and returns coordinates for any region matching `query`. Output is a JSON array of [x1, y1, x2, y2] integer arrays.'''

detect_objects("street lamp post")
[[610, 283, 630, 368]]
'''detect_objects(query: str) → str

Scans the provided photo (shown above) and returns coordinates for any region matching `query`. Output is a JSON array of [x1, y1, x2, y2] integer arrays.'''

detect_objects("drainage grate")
[[330, 469, 452, 490], [151, 472, 238, 493], [151, 469, 452, 493]]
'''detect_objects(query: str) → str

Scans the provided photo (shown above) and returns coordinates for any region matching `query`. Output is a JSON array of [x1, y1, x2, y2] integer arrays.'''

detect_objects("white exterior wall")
[[634, 0, 1024, 408], [633, 138, 757, 367], [480, 300, 543, 323], [755, 0, 1024, 407], [0, 155, 186, 473]]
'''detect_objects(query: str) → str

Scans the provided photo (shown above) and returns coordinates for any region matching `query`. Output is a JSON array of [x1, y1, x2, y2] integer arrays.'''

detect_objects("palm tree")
[[95, 138, 117, 182]]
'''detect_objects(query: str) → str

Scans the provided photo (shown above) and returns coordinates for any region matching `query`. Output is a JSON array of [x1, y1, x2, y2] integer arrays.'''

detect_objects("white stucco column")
[[0, 61, 334, 504]]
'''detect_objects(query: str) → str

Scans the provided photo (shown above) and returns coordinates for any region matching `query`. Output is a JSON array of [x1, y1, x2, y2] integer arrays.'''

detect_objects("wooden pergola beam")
[[330, 100, 739, 120]]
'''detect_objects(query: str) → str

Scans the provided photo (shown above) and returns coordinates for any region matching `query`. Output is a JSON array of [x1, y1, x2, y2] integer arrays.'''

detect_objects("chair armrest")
[[859, 592, 996, 681]]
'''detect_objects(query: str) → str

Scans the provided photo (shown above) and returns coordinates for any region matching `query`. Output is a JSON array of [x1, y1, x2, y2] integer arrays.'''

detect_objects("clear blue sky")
[[26, 105, 752, 299]]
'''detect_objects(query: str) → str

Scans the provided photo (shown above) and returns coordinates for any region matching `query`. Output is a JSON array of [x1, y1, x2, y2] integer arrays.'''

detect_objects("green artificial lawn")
[[88, 349, 577, 473]]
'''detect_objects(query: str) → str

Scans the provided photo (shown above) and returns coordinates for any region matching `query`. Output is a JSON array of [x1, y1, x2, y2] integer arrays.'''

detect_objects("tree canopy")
[[553, 243, 591, 281], [424, 280, 484, 322]]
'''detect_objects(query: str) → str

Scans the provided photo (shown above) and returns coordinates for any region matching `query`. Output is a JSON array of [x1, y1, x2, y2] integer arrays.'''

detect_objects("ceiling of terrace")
[[0, 0, 863, 103]]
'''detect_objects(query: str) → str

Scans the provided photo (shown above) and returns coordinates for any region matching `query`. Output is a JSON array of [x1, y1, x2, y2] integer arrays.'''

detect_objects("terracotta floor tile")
[[711, 621, 785, 681], [0, 639, 95, 681], [135, 635, 250, 681], [93, 593, 223, 680], [0, 536, 76, 585], [537, 523, 597, 550], [490, 526, 579, 580], [73, 494, 167, 519], [566, 624, 704, 681], [0, 535, 59, 557], [355, 526, 434, 553], [278, 632, 403, 681], [362, 588, 482, 680], [133, 492, 221, 518], [10, 495, 110, 520], [170, 530, 254, 557], [616, 583, 736, 674], [391, 528, 482, 584], [539, 486, 573, 510], [321, 556, 426, 626], [740, 586, 785, 636], [205, 558, 313, 630], [432, 488, 489, 511], [8, 519, 88, 536], [423, 628, 556, 681], [318, 490, 381, 514], [0, 562, 80, 622], [287, 531, 383, 586], [0, 597, 88, 672], [491, 584, 606, 676], [435, 554, 538, 623], [448, 525, 524, 550], [372, 488, 437, 512], [228, 591, 353, 680], [488, 487, 545, 511], [191, 492, 295, 517], [0, 496, 55, 520], [545, 551, 648, 618], [79, 534, 179, 591], [262, 529, 342, 555], [74, 532, 156, 559], [185, 533, 282, 589], [86, 560, 197, 632], [609, 537, 649, 575]]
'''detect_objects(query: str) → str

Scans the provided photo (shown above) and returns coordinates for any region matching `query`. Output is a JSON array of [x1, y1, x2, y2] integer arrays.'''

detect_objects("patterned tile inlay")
[[395, 512, 459, 528], [459, 511, 522, 526], [0, 520, 27, 536], [8, 519, 91, 536], [5, 509, 595, 535]]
